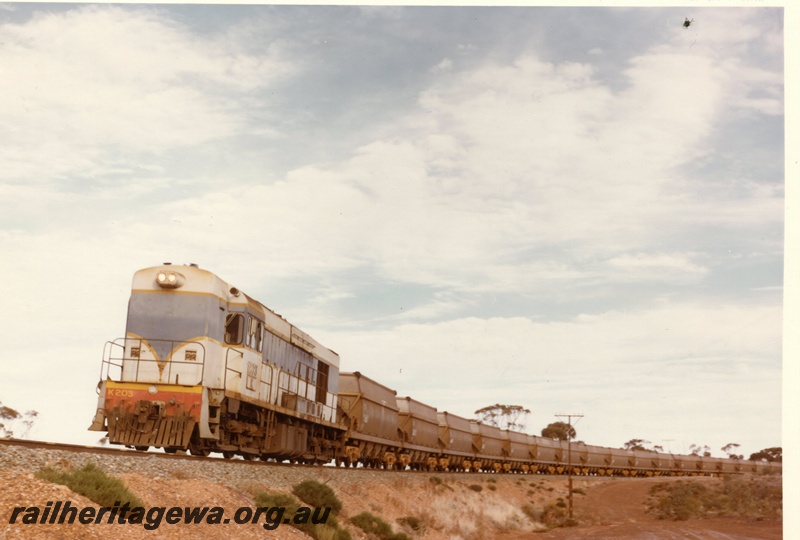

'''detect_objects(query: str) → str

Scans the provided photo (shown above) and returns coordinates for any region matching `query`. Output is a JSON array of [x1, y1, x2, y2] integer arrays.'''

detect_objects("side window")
[[300, 364, 311, 382], [247, 317, 263, 352], [316, 362, 329, 404], [224, 313, 244, 345]]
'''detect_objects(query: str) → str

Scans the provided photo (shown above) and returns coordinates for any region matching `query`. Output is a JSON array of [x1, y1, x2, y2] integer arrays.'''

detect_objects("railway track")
[[0, 437, 309, 469], [0, 437, 499, 476], [0, 437, 607, 477], [0, 438, 757, 479], [1, 437, 187, 457]]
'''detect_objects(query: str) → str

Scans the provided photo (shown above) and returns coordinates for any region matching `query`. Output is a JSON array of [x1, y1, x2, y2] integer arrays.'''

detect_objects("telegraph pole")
[[555, 413, 583, 520]]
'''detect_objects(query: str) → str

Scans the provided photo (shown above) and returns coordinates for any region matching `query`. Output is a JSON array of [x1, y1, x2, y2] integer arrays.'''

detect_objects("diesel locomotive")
[[89, 264, 781, 476]]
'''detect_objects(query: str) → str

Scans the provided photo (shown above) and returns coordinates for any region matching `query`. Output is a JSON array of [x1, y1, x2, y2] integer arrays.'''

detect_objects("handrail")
[[224, 347, 244, 394], [100, 337, 206, 386]]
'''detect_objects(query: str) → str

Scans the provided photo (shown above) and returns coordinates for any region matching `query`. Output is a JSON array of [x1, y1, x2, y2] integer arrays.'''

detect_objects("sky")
[[0, 3, 794, 466]]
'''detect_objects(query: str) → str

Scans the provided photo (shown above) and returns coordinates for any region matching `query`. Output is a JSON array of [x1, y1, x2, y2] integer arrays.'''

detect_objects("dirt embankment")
[[0, 443, 782, 540], [500, 475, 782, 540]]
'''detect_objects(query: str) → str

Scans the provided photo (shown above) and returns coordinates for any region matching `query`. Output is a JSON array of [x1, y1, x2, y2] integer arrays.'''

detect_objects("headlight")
[[148, 385, 158, 395], [155, 270, 185, 288]]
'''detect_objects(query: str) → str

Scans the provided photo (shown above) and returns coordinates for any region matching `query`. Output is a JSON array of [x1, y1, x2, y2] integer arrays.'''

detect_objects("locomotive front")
[[89, 264, 231, 451]]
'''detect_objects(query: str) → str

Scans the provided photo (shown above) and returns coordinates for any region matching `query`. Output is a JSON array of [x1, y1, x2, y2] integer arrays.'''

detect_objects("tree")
[[749, 447, 782, 463], [622, 439, 665, 452], [623, 439, 651, 451], [721, 443, 743, 460], [541, 421, 576, 441], [689, 444, 712, 457], [474, 404, 531, 432], [0, 401, 38, 438]]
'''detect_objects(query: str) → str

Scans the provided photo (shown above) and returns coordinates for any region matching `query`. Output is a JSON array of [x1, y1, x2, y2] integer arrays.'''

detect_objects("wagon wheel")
[[190, 447, 210, 457], [222, 451, 235, 459], [134, 446, 149, 452]]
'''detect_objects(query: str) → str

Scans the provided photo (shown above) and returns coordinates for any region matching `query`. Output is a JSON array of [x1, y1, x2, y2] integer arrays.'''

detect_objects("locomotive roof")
[[131, 263, 340, 368]]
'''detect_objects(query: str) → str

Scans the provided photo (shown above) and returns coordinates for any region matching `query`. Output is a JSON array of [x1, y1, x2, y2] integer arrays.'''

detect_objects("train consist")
[[90, 264, 781, 476]]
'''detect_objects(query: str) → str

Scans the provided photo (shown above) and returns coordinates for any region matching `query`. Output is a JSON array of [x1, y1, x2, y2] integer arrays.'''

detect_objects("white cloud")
[[0, 5, 295, 183], [431, 58, 453, 73], [605, 252, 708, 280], [43, 28, 776, 304], [392, 291, 475, 322]]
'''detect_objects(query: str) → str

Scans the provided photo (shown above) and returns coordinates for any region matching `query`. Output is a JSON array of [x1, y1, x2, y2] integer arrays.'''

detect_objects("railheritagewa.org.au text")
[[8, 500, 332, 530]]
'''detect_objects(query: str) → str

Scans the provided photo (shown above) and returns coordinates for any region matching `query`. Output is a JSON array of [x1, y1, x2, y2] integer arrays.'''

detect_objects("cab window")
[[224, 313, 244, 344]]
